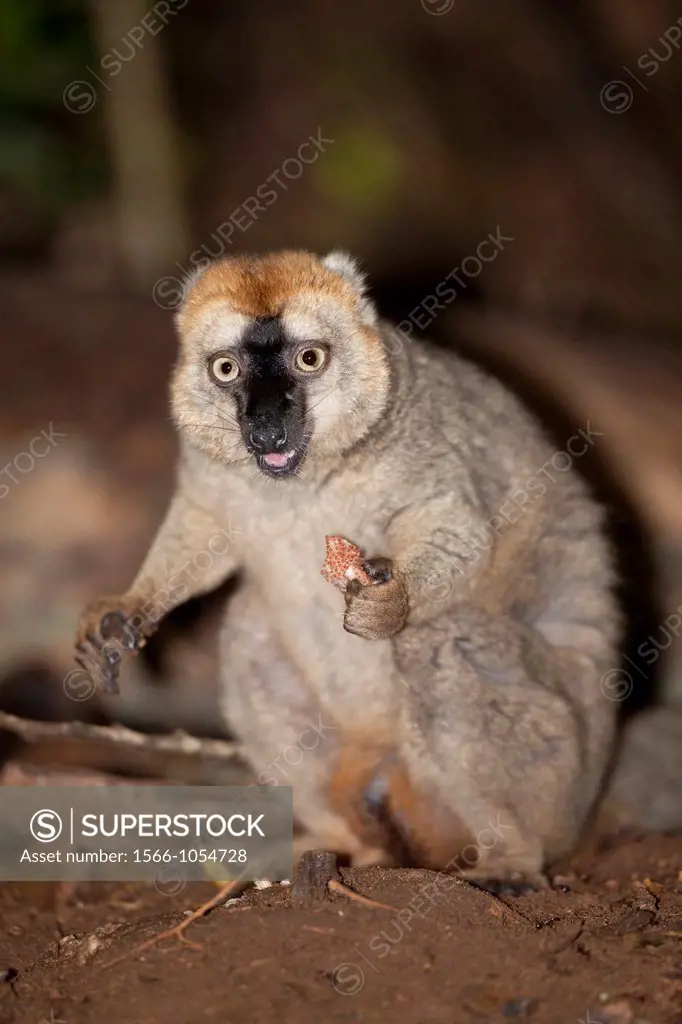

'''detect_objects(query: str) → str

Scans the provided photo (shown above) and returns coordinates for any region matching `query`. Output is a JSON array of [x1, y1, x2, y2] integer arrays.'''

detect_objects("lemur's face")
[[172, 251, 390, 478], [205, 316, 322, 477]]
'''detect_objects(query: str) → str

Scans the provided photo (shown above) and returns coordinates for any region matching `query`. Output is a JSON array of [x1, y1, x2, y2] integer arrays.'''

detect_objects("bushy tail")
[[600, 705, 682, 832]]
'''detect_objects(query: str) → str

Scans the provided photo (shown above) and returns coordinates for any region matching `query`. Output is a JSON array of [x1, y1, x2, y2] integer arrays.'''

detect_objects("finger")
[[84, 631, 105, 654], [75, 644, 118, 691], [120, 627, 138, 651], [123, 613, 147, 649], [101, 640, 123, 667], [81, 635, 119, 684], [346, 597, 405, 636], [362, 557, 393, 583], [74, 647, 97, 677], [352, 579, 399, 606], [343, 618, 364, 637]]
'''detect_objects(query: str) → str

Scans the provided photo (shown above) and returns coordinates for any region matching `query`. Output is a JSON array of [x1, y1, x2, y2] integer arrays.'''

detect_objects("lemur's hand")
[[74, 595, 154, 693], [343, 558, 409, 640]]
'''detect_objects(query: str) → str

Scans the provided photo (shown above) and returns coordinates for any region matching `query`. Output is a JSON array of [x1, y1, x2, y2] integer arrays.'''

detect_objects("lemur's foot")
[[74, 596, 151, 693]]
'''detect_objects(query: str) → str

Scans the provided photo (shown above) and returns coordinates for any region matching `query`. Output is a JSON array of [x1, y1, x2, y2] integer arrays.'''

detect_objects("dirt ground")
[[0, 832, 679, 1024]]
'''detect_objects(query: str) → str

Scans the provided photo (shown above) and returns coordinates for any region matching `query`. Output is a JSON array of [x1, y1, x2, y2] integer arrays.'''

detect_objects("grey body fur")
[[208, 339, 617, 876], [75, 250, 660, 883]]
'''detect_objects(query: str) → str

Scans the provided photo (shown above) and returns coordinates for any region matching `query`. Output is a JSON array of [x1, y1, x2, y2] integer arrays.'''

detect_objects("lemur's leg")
[[376, 605, 615, 887], [216, 582, 386, 863]]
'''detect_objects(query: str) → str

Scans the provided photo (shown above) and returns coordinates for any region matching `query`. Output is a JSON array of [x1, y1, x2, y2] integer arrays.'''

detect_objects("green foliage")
[[0, 0, 105, 218], [314, 124, 402, 217]]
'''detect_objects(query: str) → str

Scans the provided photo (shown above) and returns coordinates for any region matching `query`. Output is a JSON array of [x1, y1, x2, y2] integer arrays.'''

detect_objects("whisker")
[[307, 384, 340, 414], [182, 422, 239, 435], [189, 389, 240, 429]]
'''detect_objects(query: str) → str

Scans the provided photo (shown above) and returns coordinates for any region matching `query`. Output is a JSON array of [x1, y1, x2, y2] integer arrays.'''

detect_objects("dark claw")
[[100, 610, 128, 640], [78, 619, 131, 693], [121, 630, 138, 651], [362, 557, 393, 584], [75, 601, 148, 698], [85, 632, 122, 668], [100, 610, 143, 651]]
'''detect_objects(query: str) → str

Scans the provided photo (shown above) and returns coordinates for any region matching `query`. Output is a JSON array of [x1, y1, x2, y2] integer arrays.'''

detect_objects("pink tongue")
[[263, 451, 293, 468]]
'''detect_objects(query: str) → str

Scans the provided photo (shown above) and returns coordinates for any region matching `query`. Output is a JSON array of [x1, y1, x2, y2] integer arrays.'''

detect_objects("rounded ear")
[[321, 250, 378, 327], [172, 260, 214, 328]]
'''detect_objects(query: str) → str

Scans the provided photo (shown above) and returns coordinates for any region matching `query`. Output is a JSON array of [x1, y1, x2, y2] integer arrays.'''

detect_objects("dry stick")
[[0, 709, 255, 970], [327, 878, 399, 912], [3, 717, 420, 918], [0, 710, 240, 762], [0, 711, 249, 964], [292, 850, 399, 912], [291, 850, 340, 906], [102, 880, 244, 970], [105, 857, 400, 971]]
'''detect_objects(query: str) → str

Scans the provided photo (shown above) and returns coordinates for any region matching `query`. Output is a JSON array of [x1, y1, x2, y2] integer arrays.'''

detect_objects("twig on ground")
[[291, 850, 399, 911], [101, 880, 245, 970], [0, 710, 240, 762]]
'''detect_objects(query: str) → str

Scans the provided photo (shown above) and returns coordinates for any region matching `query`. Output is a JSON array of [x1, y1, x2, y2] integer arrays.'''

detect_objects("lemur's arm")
[[343, 495, 494, 640], [74, 470, 240, 691], [130, 488, 239, 621]]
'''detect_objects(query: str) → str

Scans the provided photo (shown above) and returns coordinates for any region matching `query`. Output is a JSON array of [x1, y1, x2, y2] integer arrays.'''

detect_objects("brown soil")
[[1, 833, 681, 1024]]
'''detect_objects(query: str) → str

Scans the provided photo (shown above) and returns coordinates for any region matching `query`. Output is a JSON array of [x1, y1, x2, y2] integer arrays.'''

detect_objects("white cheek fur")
[[305, 366, 346, 436]]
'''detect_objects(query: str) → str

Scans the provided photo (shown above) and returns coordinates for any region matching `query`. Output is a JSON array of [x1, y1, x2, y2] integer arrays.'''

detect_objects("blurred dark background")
[[2, 0, 682, 750]]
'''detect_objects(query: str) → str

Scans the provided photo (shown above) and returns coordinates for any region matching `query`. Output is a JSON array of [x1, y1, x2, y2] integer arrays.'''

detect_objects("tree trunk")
[[88, 0, 188, 291]]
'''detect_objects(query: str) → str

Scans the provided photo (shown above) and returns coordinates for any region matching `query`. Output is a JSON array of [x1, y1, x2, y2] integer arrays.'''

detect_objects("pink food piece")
[[320, 535, 374, 591]]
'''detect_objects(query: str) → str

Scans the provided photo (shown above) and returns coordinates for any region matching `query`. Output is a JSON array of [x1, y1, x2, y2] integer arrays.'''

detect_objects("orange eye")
[[295, 347, 326, 372]]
